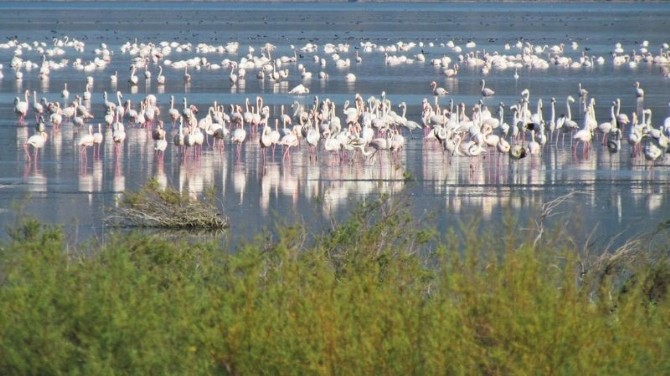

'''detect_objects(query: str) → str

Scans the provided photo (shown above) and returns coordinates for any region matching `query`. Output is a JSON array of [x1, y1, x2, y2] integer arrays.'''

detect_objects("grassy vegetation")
[[0, 194, 668, 374]]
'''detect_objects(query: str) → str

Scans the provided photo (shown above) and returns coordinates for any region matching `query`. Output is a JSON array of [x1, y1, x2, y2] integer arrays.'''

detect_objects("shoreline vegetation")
[[0, 191, 668, 374]]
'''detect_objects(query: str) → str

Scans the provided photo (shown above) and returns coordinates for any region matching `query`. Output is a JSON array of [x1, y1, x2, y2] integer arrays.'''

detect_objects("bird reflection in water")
[[260, 163, 281, 215], [78, 161, 93, 194], [178, 160, 205, 201], [232, 79, 245, 94], [154, 155, 168, 191], [232, 163, 247, 205], [113, 156, 125, 193], [23, 163, 47, 193], [304, 164, 320, 200], [281, 164, 300, 208], [40, 76, 49, 93]]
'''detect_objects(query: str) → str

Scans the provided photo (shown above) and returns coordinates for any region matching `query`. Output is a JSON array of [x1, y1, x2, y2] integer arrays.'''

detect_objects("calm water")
[[1, 1, 669, 249]]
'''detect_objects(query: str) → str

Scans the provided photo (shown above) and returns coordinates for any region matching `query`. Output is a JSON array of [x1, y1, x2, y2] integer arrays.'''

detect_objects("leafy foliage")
[[0, 196, 668, 374]]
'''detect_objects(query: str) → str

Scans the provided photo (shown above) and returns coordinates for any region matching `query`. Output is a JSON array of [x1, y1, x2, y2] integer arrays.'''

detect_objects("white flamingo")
[[633, 81, 644, 98], [128, 65, 138, 85], [430, 81, 448, 96], [572, 104, 594, 157], [231, 118, 247, 160], [481, 79, 495, 97], [156, 65, 165, 85], [279, 128, 299, 162], [14, 90, 29, 125], [24, 130, 48, 162], [184, 66, 191, 84], [32, 90, 43, 122], [78, 124, 95, 158], [92, 123, 103, 159], [598, 101, 617, 145], [112, 115, 126, 154]]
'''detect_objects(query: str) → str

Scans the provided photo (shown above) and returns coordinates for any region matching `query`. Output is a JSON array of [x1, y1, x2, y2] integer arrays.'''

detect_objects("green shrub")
[[0, 195, 668, 375]]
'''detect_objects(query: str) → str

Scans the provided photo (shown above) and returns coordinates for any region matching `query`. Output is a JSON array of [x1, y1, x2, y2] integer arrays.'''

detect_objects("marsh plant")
[[0, 194, 668, 374]]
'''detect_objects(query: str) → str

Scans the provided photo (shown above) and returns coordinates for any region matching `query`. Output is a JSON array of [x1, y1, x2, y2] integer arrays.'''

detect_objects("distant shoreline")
[[13, 0, 669, 3]]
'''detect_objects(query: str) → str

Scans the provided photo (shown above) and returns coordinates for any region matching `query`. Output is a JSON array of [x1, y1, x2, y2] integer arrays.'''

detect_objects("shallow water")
[[1, 1, 670, 249]]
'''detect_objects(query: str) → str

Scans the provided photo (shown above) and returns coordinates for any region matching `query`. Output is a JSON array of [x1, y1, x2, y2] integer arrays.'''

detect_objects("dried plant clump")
[[105, 179, 228, 230]]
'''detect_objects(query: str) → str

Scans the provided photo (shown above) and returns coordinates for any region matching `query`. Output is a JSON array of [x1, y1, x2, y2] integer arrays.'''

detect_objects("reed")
[[0, 195, 667, 374]]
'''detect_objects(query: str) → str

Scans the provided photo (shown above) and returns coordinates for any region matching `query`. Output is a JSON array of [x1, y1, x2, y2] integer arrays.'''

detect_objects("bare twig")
[[105, 180, 228, 230], [533, 191, 583, 248]]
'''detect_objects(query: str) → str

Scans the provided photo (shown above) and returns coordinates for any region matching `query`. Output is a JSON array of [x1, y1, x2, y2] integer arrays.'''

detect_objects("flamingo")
[[259, 122, 274, 163], [555, 96, 579, 145], [497, 136, 511, 154], [546, 97, 557, 141], [642, 112, 667, 163], [229, 62, 238, 85], [628, 112, 643, 157], [633, 81, 644, 98], [615, 98, 630, 128], [102, 91, 117, 114], [598, 101, 617, 145], [78, 124, 95, 158], [24, 130, 48, 162], [398, 101, 423, 138], [572, 104, 594, 157], [607, 127, 622, 153], [128, 65, 139, 85], [112, 115, 126, 154], [388, 128, 406, 160], [83, 83, 92, 102], [61, 83, 69, 100], [156, 65, 165, 85], [443, 64, 459, 78], [50, 103, 64, 130], [186, 125, 205, 158], [578, 82, 589, 100], [115, 91, 125, 120], [14, 90, 29, 125], [32, 91, 44, 122], [278, 128, 299, 162], [280, 104, 292, 127], [231, 118, 247, 160], [267, 118, 281, 158], [430, 81, 448, 96], [481, 79, 495, 97], [154, 122, 167, 148], [154, 129, 168, 161], [184, 66, 191, 84], [174, 117, 186, 155], [305, 123, 321, 160], [288, 84, 310, 94], [92, 123, 104, 159]]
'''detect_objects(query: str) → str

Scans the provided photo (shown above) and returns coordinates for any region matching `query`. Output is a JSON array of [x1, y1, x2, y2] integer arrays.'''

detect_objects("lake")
[[1, 1, 669, 250]]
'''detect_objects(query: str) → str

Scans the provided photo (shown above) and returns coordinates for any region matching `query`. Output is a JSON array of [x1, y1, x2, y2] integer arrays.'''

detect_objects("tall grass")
[[0, 195, 668, 374]]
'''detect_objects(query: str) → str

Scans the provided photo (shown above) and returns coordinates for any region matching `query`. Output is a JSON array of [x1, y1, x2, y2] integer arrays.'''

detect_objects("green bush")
[[0, 195, 668, 375]]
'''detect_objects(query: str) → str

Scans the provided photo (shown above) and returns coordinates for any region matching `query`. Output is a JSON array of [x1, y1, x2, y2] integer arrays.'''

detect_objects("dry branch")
[[105, 179, 228, 230]]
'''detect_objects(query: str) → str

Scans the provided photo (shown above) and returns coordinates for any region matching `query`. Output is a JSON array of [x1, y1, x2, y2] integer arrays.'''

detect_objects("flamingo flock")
[[10, 33, 670, 173]]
